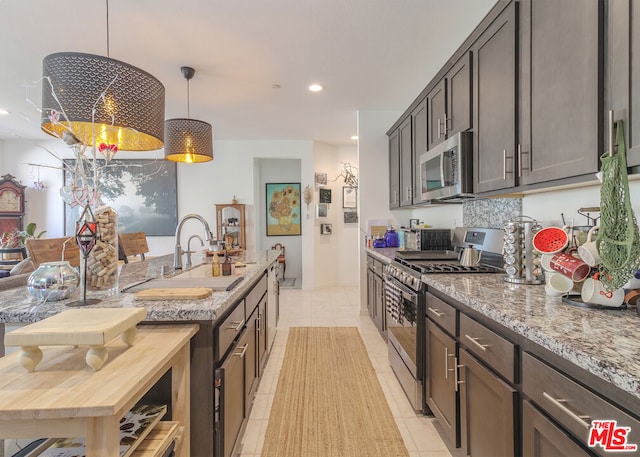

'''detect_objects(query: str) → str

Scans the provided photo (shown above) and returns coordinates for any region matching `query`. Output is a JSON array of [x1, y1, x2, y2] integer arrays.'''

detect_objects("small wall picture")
[[344, 211, 358, 224], [410, 218, 419, 229], [319, 188, 332, 203], [343, 186, 357, 208], [316, 203, 328, 218], [315, 172, 327, 186], [320, 223, 332, 235]]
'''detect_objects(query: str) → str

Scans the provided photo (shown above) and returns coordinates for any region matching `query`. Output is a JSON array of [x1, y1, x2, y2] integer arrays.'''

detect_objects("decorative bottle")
[[211, 253, 221, 277], [222, 253, 232, 276]]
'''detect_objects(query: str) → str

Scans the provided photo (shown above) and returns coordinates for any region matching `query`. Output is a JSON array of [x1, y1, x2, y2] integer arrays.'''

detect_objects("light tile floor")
[[239, 286, 453, 457]]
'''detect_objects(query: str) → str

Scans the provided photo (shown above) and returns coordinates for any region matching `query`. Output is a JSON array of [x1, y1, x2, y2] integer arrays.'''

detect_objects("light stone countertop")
[[0, 250, 279, 324], [365, 247, 640, 402], [422, 273, 640, 402]]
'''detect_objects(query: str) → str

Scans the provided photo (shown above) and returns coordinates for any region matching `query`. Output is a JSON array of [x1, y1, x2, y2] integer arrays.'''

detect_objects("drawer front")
[[523, 400, 592, 457], [425, 292, 457, 336], [217, 301, 246, 360], [523, 352, 640, 457], [459, 313, 516, 383], [245, 273, 267, 317]]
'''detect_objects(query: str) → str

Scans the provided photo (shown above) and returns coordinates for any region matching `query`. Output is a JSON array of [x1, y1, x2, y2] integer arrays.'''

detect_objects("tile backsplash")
[[463, 198, 522, 228]]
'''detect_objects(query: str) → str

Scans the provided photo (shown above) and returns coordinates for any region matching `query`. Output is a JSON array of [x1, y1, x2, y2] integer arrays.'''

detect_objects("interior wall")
[[357, 110, 402, 308], [255, 158, 302, 285], [0, 138, 315, 260], [312, 142, 359, 288]]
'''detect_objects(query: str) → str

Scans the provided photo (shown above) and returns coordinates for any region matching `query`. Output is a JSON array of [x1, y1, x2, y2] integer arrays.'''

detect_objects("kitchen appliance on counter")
[[384, 227, 504, 413], [404, 228, 451, 251], [503, 216, 545, 285], [419, 131, 473, 201]]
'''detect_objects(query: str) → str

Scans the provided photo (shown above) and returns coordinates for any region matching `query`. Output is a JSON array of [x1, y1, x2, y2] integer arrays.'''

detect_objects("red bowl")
[[532, 227, 569, 254]]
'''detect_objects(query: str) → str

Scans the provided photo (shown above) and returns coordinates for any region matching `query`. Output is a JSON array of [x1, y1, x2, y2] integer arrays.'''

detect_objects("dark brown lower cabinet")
[[459, 348, 517, 457], [522, 400, 591, 457], [245, 311, 258, 402], [425, 319, 459, 448], [220, 329, 249, 457], [257, 295, 268, 375]]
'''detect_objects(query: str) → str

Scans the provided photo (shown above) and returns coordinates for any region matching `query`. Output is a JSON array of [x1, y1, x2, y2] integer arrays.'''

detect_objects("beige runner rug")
[[261, 327, 410, 457]]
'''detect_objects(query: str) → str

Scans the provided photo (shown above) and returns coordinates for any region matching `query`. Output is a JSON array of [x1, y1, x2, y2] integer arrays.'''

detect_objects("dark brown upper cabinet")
[[518, 0, 602, 185], [428, 54, 472, 153], [399, 117, 413, 207], [607, 0, 640, 168], [427, 79, 447, 152], [472, 2, 517, 193], [411, 97, 428, 205], [388, 128, 400, 209]]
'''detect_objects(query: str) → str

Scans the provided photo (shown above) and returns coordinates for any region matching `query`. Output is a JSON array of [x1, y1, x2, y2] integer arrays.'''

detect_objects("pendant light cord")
[[186, 79, 191, 119], [105, 0, 110, 57]]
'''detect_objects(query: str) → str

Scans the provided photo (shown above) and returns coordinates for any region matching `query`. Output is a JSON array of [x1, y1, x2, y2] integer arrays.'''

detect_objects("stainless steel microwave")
[[419, 131, 473, 201]]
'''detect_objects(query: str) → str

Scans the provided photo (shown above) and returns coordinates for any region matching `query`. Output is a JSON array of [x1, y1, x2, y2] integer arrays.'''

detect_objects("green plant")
[[0, 223, 46, 249]]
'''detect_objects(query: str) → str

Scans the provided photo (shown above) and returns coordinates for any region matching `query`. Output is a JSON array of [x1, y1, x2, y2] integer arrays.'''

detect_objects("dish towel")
[[384, 278, 403, 325]]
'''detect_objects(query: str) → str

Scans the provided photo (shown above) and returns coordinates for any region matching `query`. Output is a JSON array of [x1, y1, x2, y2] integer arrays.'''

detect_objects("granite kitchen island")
[[0, 250, 280, 457]]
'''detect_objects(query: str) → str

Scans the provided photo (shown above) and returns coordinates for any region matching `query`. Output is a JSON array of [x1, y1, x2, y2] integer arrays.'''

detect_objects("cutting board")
[[134, 287, 212, 301], [4, 308, 147, 347]]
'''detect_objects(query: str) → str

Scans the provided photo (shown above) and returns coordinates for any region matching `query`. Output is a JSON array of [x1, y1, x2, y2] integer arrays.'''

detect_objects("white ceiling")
[[0, 0, 496, 146]]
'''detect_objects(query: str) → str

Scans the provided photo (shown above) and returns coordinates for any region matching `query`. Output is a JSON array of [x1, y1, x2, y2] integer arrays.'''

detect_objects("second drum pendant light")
[[165, 66, 213, 163]]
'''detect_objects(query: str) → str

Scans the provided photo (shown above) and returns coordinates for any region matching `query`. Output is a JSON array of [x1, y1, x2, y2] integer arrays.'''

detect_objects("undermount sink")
[[173, 264, 212, 279]]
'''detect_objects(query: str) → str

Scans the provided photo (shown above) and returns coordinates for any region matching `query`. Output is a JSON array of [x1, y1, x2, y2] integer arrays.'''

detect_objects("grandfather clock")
[[0, 174, 26, 236]]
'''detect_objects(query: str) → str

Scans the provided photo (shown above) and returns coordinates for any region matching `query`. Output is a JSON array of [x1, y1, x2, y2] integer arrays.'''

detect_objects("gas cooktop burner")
[[412, 262, 501, 274]]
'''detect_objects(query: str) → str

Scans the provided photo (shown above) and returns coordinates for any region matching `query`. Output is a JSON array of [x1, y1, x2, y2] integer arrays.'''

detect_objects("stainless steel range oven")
[[384, 227, 504, 413]]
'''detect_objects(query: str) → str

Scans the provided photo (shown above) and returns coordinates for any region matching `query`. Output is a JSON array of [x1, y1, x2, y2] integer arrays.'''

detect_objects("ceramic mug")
[[581, 278, 625, 307], [577, 225, 600, 267], [623, 270, 640, 289], [550, 249, 591, 282], [544, 273, 573, 297]]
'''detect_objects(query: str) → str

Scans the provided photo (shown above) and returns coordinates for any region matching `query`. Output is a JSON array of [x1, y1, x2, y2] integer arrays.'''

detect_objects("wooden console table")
[[0, 323, 198, 457]]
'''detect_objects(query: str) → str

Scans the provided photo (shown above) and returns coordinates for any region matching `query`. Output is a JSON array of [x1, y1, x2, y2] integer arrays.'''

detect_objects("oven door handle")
[[388, 276, 419, 302], [401, 291, 415, 302]]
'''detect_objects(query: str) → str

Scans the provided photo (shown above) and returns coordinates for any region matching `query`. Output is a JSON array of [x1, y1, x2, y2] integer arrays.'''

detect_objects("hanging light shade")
[[164, 66, 213, 163], [41, 52, 165, 151]]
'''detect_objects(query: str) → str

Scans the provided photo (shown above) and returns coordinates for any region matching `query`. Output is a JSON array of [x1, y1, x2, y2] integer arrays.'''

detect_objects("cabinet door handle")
[[518, 144, 531, 177], [455, 358, 463, 392], [234, 343, 248, 358], [256, 314, 262, 331], [503, 149, 513, 180], [228, 319, 245, 332], [428, 307, 444, 317], [444, 115, 451, 132], [517, 144, 522, 178], [445, 347, 455, 379], [437, 118, 442, 138], [542, 392, 591, 429], [464, 334, 489, 352]]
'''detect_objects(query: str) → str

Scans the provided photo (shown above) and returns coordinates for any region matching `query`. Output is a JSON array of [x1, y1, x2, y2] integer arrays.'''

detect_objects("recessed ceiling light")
[[0, 109, 8, 115], [350, 135, 358, 141], [308, 84, 323, 92]]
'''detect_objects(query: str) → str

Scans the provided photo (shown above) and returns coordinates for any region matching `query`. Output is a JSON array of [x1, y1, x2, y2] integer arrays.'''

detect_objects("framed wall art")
[[319, 188, 332, 203], [343, 186, 357, 208], [344, 211, 358, 224], [266, 182, 301, 236], [314, 172, 327, 186], [316, 203, 328, 219], [63, 159, 177, 236], [320, 223, 332, 235]]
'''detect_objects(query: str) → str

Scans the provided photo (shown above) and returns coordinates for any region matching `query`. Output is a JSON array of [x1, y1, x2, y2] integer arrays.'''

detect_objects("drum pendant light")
[[40, 1, 165, 151], [164, 66, 213, 163]]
